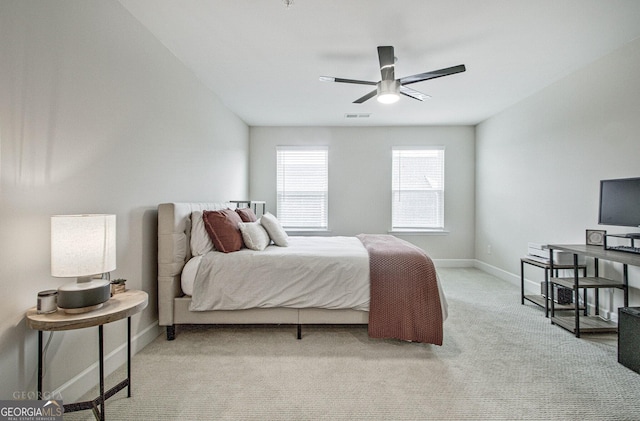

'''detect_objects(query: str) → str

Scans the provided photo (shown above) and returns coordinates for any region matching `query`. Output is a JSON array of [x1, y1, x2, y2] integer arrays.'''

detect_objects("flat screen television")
[[598, 177, 640, 228]]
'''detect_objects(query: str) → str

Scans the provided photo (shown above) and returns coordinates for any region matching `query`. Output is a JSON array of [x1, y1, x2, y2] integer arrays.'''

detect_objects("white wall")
[[250, 126, 475, 260], [0, 0, 248, 400], [475, 37, 640, 310]]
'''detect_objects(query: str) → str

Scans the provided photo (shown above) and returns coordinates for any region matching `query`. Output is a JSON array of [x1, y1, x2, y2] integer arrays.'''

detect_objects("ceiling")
[[118, 0, 640, 127]]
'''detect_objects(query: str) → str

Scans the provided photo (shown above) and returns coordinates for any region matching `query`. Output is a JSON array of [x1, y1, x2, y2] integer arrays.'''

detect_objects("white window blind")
[[392, 147, 445, 230], [277, 146, 328, 230]]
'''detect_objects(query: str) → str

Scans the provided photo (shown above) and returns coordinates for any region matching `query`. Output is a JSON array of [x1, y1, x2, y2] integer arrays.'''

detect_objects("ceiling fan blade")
[[320, 76, 376, 86], [377, 46, 395, 81], [400, 86, 431, 101], [399, 64, 466, 86], [353, 89, 378, 104]]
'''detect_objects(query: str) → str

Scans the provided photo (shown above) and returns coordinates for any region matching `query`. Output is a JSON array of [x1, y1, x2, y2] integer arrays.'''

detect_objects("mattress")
[[185, 236, 372, 311]]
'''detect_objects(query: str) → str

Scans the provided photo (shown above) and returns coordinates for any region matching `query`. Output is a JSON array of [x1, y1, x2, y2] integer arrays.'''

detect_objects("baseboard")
[[433, 259, 475, 268], [54, 321, 162, 402], [474, 259, 555, 292], [473, 260, 520, 284]]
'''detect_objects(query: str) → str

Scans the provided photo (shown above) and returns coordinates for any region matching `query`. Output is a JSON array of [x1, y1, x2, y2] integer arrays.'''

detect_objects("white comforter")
[[187, 236, 371, 311]]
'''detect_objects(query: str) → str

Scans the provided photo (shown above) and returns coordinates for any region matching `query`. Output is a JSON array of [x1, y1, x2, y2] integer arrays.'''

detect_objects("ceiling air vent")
[[344, 113, 371, 119]]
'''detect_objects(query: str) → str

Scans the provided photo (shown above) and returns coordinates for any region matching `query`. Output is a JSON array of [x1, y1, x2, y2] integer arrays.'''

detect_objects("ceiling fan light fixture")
[[320, 46, 465, 104], [377, 93, 400, 104], [377, 80, 400, 104]]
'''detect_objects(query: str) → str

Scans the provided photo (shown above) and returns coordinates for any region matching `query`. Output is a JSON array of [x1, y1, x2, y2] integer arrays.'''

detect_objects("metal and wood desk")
[[548, 245, 637, 337], [26, 289, 148, 421]]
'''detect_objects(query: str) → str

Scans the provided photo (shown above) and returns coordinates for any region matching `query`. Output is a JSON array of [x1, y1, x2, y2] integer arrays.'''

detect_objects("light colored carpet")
[[64, 268, 640, 420]]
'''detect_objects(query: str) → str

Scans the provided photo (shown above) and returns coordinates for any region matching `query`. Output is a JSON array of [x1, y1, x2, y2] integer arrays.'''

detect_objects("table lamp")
[[51, 214, 116, 313]]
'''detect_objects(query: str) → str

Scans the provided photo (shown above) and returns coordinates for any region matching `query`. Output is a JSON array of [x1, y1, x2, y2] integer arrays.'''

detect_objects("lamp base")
[[62, 303, 105, 314], [57, 278, 110, 313]]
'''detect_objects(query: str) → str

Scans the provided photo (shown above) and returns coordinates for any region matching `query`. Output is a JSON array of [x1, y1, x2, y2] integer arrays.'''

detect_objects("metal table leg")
[[37, 331, 43, 399]]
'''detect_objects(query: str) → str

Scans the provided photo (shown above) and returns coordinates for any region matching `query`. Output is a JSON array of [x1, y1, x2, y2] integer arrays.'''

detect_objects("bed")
[[158, 202, 448, 344]]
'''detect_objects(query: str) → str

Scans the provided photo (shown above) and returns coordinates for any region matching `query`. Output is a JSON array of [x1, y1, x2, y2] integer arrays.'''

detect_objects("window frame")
[[390, 146, 446, 233], [276, 146, 329, 231]]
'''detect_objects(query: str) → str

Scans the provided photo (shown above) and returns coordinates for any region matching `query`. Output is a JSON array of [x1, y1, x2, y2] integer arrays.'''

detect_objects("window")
[[277, 146, 328, 230], [391, 147, 445, 231]]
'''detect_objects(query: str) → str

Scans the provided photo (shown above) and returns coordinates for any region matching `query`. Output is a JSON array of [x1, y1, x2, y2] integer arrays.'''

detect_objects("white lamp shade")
[[51, 214, 116, 277]]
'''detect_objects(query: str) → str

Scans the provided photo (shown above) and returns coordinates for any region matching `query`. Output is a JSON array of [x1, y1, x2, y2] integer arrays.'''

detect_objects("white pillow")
[[238, 221, 271, 251], [260, 212, 288, 247], [180, 255, 202, 296], [190, 210, 214, 256]]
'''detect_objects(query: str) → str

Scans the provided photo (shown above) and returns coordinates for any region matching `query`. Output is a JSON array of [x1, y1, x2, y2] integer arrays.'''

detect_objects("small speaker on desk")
[[619, 307, 640, 374]]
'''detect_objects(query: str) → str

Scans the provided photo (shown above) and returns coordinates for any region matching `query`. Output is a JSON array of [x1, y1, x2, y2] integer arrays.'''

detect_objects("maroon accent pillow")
[[202, 209, 244, 253], [235, 207, 258, 222]]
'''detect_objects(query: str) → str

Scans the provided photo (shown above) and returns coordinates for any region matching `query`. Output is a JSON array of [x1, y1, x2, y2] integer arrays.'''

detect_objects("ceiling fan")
[[320, 46, 466, 104]]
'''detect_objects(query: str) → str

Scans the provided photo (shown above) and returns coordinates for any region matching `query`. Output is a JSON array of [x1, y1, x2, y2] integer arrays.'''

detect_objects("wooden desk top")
[[26, 289, 148, 331], [548, 244, 640, 267], [521, 257, 586, 269]]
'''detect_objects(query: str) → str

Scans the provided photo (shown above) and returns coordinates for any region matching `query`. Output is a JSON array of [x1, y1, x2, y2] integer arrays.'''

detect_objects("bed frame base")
[[163, 297, 369, 340], [158, 203, 370, 342], [165, 324, 300, 341], [166, 325, 176, 341], [165, 321, 359, 341]]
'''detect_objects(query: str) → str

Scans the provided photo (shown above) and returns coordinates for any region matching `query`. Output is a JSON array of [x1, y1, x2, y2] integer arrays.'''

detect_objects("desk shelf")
[[551, 276, 625, 290], [548, 245, 632, 338], [551, 314, 618, 334], [523, 294, 577, 312], [520, 257, 586, 317], [550, 276, 625, 336]]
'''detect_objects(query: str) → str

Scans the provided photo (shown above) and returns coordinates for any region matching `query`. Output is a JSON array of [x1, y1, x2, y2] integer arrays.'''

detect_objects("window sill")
[[388, 230, 449, 236]]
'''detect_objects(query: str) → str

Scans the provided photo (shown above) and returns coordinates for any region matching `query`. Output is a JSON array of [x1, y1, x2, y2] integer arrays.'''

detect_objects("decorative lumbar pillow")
[[202, 209, 244, 253], [235, 207, 258, 222], [190, 210, 215, 256], [238, 221, 271, 251], [260, 212, 288, 247]]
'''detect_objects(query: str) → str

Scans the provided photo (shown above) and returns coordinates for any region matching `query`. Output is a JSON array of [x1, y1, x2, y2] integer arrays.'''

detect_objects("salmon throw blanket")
[[356, 234, 443, 345]]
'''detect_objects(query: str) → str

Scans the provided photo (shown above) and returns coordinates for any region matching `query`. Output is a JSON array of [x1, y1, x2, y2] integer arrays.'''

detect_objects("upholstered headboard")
[[157, 202, 234, 326]]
